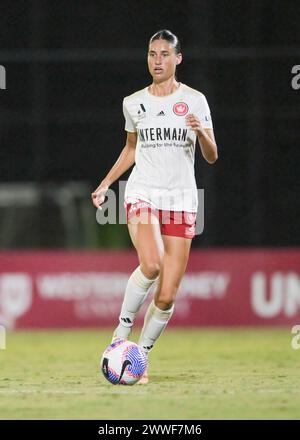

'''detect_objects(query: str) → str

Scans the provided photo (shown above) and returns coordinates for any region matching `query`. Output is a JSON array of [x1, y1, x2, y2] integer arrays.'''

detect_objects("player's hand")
[[91, 183, 109, 210], [185, 114, 204, 135]]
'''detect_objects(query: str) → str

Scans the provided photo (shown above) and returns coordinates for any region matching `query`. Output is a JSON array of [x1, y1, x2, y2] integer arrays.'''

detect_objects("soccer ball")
[[100, 339, 148, 385]]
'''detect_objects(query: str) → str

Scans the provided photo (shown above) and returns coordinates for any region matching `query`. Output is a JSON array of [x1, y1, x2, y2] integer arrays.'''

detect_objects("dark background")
[[0, 0, 299, 248]]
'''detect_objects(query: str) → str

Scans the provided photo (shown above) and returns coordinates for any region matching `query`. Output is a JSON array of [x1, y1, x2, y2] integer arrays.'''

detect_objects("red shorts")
[[124, 198, 197, 239]]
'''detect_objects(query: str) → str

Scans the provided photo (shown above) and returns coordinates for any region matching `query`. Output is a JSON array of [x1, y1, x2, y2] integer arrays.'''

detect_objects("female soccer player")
[[92, 30, 218, 384]]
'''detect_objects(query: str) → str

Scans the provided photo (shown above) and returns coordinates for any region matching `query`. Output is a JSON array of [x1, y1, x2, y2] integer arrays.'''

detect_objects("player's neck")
[[148, 79, 180, 97]]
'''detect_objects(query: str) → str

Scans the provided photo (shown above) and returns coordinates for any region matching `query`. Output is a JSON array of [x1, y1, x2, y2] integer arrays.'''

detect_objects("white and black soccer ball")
[[101, 339, 148, 385]]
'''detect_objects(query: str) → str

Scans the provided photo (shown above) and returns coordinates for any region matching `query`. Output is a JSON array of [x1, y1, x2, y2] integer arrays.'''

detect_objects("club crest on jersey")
[[173, 102, 189, 116]]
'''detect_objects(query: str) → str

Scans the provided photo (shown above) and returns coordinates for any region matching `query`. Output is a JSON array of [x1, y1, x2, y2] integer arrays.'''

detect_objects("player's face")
[[147, 39, 182, 83]]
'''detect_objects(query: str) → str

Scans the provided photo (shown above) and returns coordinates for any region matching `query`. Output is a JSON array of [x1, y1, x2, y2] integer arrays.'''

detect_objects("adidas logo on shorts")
[[185, 225, 196, 236]]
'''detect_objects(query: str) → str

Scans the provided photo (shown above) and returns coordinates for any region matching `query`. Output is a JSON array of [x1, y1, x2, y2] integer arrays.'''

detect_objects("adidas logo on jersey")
[[156, 110, 165, 116], [138, 103, 146, 119]]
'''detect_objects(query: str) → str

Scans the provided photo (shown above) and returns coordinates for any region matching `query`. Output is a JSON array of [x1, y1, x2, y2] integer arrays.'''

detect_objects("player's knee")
[[155, 290, 176, 310], [155, 298, 174, 311], [140, 258, 162, 279]]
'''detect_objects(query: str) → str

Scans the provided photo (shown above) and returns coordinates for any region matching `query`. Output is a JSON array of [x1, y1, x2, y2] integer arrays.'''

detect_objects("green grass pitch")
[[0, 328, 299, 419]]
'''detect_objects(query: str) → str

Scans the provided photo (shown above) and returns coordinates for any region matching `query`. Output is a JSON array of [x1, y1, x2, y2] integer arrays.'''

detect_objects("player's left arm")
[[185, 114, 218, 164]]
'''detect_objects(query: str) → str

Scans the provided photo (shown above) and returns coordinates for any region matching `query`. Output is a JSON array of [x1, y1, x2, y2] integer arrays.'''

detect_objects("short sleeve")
[[122, 99, 137, 133], [195, 94, 213, 129]]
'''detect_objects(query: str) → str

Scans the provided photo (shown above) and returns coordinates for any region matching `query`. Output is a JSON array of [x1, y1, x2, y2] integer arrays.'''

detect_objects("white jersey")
[[123, 83, 213, 212]]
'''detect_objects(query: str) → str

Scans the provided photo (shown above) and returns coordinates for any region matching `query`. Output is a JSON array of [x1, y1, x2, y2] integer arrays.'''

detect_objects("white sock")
[[113, 266, 158, 339], [138, 300, 174, 353]]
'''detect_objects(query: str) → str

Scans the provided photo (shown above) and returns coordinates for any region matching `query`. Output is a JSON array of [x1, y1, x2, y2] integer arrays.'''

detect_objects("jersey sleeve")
[[195, 94, 213, 129], [122, 99, 137, 133]]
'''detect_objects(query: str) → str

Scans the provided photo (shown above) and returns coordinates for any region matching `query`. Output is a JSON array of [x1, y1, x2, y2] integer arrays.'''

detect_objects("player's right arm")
[[91, 131, 137, 209]]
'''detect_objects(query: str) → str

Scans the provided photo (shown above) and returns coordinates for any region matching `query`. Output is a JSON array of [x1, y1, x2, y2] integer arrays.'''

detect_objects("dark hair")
[[149, 29, 181, 54]]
